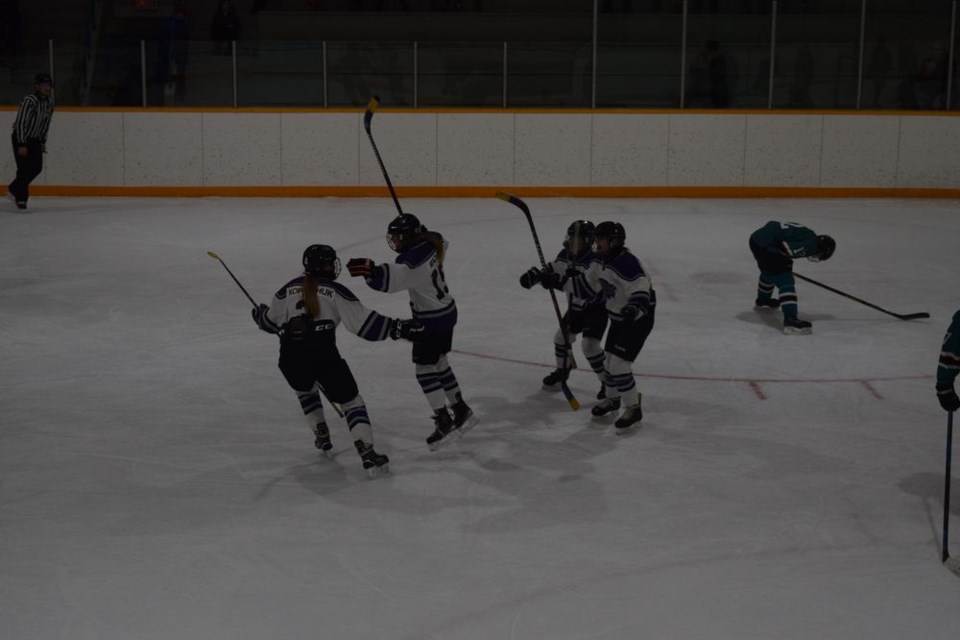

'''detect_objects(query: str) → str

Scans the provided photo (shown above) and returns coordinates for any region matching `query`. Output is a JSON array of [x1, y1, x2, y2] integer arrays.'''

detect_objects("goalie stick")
[[943, 412, 960, 572], [207, 250, 344, 419], [793, 272, 930, 321], [496, 192, 580, 411], [363, 96, 404, 216]]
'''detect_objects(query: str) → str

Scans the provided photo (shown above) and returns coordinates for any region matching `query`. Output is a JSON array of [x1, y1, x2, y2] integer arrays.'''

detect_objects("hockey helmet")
[[594, 221, 626, 254], [302, 244, 341, 279], [563, 220, 596, 256], [387, 212, 422, 252], [811, 234, 835, 262]]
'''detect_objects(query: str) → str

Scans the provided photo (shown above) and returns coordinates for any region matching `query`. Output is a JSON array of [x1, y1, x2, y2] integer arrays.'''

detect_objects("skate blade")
[[782, 326, 812, 335], [319, 448, 335, 459], [366, 463, 390, 479], [615, 421, 642, 435], [458, 414, 479, 434], [427, 429, 464, 452]]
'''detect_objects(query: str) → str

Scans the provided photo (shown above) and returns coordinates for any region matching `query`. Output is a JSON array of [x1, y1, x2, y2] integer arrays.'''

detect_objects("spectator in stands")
[[688, 40, 729, 108], [867, 36, 891, 107], [915, 42, 948, 110], [211, 0, 242, 55], [156, 3, 191, 104]]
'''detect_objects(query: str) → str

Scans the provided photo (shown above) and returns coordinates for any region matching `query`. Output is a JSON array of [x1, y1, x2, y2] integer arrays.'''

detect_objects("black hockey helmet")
[[563, 220, 596, 256], [302, 244, 341, 279], [810, 234, 836, 262], [387, 212, 422, 252], [34, 72, 53, 85], [594, 221, 626, 254]]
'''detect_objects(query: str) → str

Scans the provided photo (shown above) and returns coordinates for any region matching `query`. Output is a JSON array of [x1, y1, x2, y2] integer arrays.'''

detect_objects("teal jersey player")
[[748, 221, 836, 334], [937, 309, 960, 412]]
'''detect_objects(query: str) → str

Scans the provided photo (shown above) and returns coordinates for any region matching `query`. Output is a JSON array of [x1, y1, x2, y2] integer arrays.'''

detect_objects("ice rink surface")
[[2, 196, 959, 639]]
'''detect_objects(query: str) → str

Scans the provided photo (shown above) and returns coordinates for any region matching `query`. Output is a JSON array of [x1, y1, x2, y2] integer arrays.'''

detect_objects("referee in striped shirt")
[[7, 72, 54, 211]]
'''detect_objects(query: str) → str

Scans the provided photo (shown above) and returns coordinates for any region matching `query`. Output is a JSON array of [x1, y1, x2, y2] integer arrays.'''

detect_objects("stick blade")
[[496, 191, 530, 215], [207, 250, 220, 259], [560, 382, 580, 411], [363, 95, 380, 131], [944, 555, 960, 574], [897, 312, 931, 320]]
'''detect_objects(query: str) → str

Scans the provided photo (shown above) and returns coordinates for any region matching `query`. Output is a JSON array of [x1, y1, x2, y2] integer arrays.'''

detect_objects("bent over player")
[[937, 309, 960, 413], [519, 220, 608, 399], [252, 244, 421, 478], [347, 213, 476, 451], [749, 220, 836, 334], [544, 221, 656, 433]]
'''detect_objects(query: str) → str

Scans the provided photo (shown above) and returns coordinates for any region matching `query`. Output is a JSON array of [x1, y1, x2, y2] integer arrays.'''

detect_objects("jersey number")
[[431, 266, 449, 300]]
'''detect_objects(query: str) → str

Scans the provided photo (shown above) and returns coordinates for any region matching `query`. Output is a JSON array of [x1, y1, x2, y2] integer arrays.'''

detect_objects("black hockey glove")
[[540, 266, 566, 290], [937, 384, 960, 412], [390, 318, 424, 341], [519, 266, 541, 289], [251, 303, 269, 326], [620, 304, 640, 320], [346, 258, 374, 278]]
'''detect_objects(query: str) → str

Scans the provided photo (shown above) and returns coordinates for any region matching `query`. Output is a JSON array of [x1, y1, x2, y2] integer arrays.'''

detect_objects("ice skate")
[[542, 367, 571, 389], [614, 395, 643, 433], [754, 297, 780, 311], [591, 396, 621, 417], [596, 385, 607, 400], [354, 440, 390, 478], [313, 421, 333, 457], [450, 393, 478, 434], [783, 317, 812, 335], [426, 407, 460, 451]]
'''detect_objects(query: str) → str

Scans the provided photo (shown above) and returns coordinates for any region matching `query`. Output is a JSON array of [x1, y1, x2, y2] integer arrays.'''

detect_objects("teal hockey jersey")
[[750, 220, 819, 259]]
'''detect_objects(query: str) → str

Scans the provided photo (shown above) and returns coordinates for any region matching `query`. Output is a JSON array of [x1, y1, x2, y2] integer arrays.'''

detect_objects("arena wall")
[[3, 108, 960, 196]]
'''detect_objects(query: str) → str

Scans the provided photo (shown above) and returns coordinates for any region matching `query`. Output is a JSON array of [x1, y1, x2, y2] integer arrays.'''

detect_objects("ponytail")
[[302, 274, 320, 318], [425, 234, 445, 266]]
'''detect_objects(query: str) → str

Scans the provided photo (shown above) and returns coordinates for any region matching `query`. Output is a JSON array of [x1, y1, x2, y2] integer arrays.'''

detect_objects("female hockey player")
[[346, 213, 477, 451], [748, 220, 836, 334], [543, 221, 655, 433], [518, 220, 608, 399], [252, 244, 421, 478]]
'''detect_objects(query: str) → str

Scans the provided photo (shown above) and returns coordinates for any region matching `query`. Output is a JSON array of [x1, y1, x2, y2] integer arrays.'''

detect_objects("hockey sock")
[[296, 385, 327, 423], [604, 353, 637, 401], [554, 327, 576, 369], [756, 275, 775, 302], [583, 337, 606, 385], [341, 396, 373, 445], [769, 271, 798, 318], [416, 364, 449, 411]]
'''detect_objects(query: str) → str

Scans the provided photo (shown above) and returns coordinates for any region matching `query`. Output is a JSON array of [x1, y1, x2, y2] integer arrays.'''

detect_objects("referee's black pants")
[[9, 134, 43, 204]]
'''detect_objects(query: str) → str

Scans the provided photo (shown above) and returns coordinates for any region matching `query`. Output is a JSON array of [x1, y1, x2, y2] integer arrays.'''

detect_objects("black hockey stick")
[[363, 96, 404, 216], [944, 411, 960, 572], [207, 251, 344, 418], [497, 192, 580, 411], [793, 272, 930, 321], [208, 250, 257, 308]]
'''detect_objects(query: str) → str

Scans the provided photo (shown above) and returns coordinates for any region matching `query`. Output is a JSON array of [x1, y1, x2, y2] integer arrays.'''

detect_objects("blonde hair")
[[302, 274, 320, 318]]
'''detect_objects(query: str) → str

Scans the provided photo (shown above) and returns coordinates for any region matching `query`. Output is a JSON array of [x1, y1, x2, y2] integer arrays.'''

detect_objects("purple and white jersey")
[[364, 231, 458, 332], [257, 275, 396, 342], [566, 250, 656, 322], [548, 248, 602, 313]]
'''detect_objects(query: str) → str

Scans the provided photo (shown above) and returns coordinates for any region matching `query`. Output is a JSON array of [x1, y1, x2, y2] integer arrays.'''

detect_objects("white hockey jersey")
[[565, 249, 656, 322]]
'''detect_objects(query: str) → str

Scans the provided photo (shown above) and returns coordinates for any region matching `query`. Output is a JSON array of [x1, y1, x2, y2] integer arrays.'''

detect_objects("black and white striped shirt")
[[12, 93, 54, 145]]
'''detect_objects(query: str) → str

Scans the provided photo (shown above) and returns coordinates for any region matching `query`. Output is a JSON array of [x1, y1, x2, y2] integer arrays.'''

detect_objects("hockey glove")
[[251, 303, 269, 326], [519, 266, 541, 289], [346, 258, 374, 278], [390, 318, 424, 341], [937, 384, 960, 412], [620, 304, 640, 320], [540, 266, 566, 291]]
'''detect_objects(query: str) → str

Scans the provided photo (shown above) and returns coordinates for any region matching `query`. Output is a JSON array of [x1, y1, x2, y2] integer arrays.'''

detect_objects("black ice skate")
[[426, 407, 460, 451], [614, 395, 643, 433], [542, 367, 572, 389], [354, 440, 390, 478], [313, 421, 333, 456], [450, 393, 478, 434], [591, 396, 621, 417], [783, 317, 812, 335], [754, 297, 781, 311]]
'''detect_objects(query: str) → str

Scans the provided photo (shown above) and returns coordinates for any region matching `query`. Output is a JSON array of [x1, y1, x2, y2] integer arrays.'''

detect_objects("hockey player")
[[346, 213, 476, 451], [518, 220, 608, 398], [252, 244, 422, 478], [543, 221, 655, 433], [749, 220, 836, 334], [937, 309, 960, 412]]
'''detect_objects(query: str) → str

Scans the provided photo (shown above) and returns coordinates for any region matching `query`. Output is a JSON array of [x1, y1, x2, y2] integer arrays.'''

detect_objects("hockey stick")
[[208, 251, 257, 308], [497, 192, 580, 411], [207, 251, 344, 418], [944, 412, 960, 572], [363, 96, 404, 216], [793, 272, 930, 320]]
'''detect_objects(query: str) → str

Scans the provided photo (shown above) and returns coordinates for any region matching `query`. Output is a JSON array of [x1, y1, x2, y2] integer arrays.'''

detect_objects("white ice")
[[1, 196, 959, 640]]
